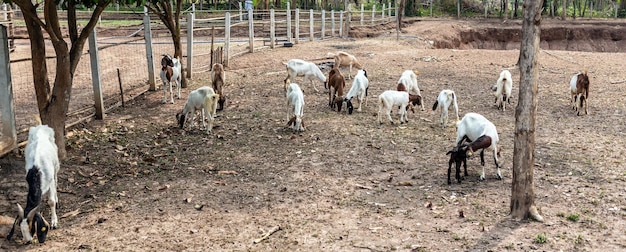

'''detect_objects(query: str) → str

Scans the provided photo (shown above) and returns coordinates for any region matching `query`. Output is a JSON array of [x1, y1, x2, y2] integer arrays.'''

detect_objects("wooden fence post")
[[239, 2, 243, 22], [224, 12, 231, 67], [0, 24, 16, 156], [321, 10, 325, 39], [372, 5, 376, 24], [287, 3, 292, 43], [339, 10, 343, 37], [295, 8, 300, 44], [143, 9, 156, 91], [309, 9, 314, 41], [88, 29, 105, 120], [331, 10, 335, 36], [248, 9, 254, 52], [382, 4, 385, 19], [270, 9, 275, 48], [187, 12, 194, 78], [360, 4, 364, 25]]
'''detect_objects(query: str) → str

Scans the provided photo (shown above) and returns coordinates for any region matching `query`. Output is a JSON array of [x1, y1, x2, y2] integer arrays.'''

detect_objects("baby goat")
[[344, 69, 369, 114], [432, 89, 459, 128], [7, 125, 60, 244], [283, 59, 327, 93], [378, 90, 422, 125], [327, 51, 363, 79], [569, 71, 590, 116], [491, 70, 513, 111], [397, 70, 424, 111], [160, 54, 182, 104], [446, 113, 501, 184], [285, 80, 305, 131], [327, 66, 347, 112], [176, 86, 220, 134], [211, 63, 226, 111]]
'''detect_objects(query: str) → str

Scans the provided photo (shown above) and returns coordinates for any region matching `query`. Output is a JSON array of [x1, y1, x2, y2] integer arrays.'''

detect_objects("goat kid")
[[283, 59, 327, 93], [378, 90, 422, 125], [569, 71, 590, 116], [176, 86, 220, 134], [344, 69, 369, 114], [397, 70, 425, 111], [327, 51, 363, 79], [7, 125, 59, 244], [448, 113, 501, 183], [327, 66, 347, 112], [160, 54, 182, 104], [491, 70, 513, 111], [432, 89, 459, 128], [285, 81, 305, 131], [211, 63, 227, 111]]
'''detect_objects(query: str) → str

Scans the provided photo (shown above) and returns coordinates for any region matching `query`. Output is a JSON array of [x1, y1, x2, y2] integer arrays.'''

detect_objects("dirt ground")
[[1, 18, 626, 251]]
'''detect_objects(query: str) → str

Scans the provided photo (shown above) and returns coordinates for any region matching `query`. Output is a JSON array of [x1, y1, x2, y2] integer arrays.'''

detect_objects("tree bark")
[[511, 0, 544, 222]]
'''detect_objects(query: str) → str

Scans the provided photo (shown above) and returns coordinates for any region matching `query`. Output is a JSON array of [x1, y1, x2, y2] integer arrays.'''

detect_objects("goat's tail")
[[432, 100, 439, 111]]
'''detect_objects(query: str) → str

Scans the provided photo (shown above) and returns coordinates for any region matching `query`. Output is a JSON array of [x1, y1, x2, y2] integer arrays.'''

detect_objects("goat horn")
[[26, 205, 40, 223], [16, 203, 24, 219]]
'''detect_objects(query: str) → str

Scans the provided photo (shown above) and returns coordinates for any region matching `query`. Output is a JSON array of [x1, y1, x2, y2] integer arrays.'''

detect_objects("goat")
[[491, 70, 513, 111], [7, 125, 59, 244], [176, 86, 220, 134], [447, 113, 501, 183], [327, 51, 363, 79], [432, 89, 459, 128], [397, 70, 425, 111], [285, 80, 305, 131], [160, 54, 182, 104], [327, 66, 347, 112], [569, 71, 590, 116], [343, 69, 369, 114], [377, 90, 422, 125], [283, 59, 327, 93], [211, 63, 226, 111]]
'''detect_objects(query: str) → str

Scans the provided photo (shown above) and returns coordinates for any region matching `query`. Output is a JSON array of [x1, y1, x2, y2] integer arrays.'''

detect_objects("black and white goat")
[[569, 71, 590, 116], [343, 69, 369, 114], [160, 54, 182, 104], [7, 125, 60, 244], [176, 86, 220, 134], [446, 113, 501, 184]]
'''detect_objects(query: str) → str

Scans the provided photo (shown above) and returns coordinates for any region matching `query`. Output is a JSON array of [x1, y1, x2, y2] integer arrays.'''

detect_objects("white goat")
[[344, 69, 369, 114], [7, 125, 59, 244], [432, 89, 459, 128], [160, 54, 182, 104], [397, 70, 424, 111], [377, 90, 422, 125], [283, 59, 327, 93], [491, 70, 513, 111], [176, 86, 220, 134], [454, 112, 501, 181], [327, 51, 363, 79], [285, 81, 305, 131]]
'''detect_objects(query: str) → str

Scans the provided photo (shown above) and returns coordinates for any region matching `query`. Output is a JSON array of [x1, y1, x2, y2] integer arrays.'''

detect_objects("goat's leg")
[[309, 77, 320, 93], [175, 77, 181, 99], [162, 81, 168, 104], [443, 108, 449, 128], [463, 159, 468, 177], [169, 82, 175, 104], [387, 109, 394, 124], [49, 185, 58, 229], [448, 161, 453, 185], [494, 149, 502, 180], [200, 108, 207, 129]]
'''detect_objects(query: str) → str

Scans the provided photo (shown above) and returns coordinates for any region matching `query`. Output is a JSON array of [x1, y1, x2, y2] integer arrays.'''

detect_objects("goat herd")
[[5, 51, 591, 245]]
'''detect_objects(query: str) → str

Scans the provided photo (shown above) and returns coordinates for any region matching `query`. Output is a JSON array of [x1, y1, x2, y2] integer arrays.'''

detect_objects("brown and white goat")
[[327, 51, 363, 79], [211, 63, 226, 111], [569, 71, 590, 116], [397, 70, 424, 111], [377, 90, 422, 125], [327, 66, 347, 112], [160, 54, 182, 104]]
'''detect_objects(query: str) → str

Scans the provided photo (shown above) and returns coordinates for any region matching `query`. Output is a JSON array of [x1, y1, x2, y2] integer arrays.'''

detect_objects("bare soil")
[[1, 18, 626, 251]]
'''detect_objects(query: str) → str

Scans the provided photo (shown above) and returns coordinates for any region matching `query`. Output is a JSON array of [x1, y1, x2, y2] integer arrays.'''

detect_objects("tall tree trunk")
[[511, 0, 544, 222], [561, 0, 567, 19], [514, 0, 519, 17]]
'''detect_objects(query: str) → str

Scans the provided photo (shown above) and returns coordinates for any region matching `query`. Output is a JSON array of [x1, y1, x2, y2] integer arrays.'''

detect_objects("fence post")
[[0, 25, 16, 153], [224, 12, 231, 67], [309, 9, 314, 41], [239, 2, 243, 22], [372, 4, 375, 24], [187, 12, 194, 78], [360, 4, 364, 25], [382, 4, 385, 19], [248, 9, 254, 52], [339, 11, 343, 37], [287, 3, 292, 43], [270, 9, 275, 48], [295, 8, 300, 44], [321, 10, 325, 39], [88, 29, 105, 120], [143, 9, 156, 91], [346, 4, 351, 37], [331, 10, 335, 37], [388, 2, 391, 17]]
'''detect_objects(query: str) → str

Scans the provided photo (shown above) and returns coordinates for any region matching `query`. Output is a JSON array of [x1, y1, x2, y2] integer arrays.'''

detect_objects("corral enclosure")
[[1, 18, 626, 251]]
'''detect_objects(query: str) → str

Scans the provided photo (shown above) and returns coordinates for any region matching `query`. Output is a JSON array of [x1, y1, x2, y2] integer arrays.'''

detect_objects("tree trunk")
[[511, 0, 544, 222], [561, 0, 567, 19]]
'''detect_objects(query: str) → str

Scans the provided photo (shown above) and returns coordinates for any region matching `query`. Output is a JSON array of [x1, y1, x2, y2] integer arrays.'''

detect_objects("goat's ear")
[[16, 203, 24, 219], [446, 150, 453, 155]]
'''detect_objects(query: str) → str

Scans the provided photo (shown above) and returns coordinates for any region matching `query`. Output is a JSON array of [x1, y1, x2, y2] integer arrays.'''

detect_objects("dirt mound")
[[397, 18, 626, 52]]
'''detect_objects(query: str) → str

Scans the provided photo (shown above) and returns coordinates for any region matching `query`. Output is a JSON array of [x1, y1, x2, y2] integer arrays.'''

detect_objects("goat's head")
[[361, 69, 367, 78], [446, 145, 468, 184], [344, 98, 354, 114], [161, 55, 174, 70], [176, 111, 186, 129], [287, 115, 304, 132], [12, 204, 50, 244], [409, 94, 422, 113], [217, 96, 226, 111]]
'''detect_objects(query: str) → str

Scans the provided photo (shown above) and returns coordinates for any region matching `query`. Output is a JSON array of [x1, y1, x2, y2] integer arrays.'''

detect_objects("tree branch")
[[13, 0, 48, 30], [44, 0, 63, 43]]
